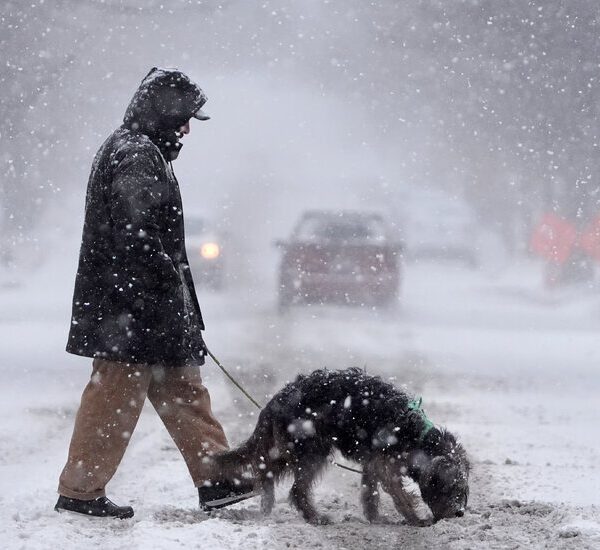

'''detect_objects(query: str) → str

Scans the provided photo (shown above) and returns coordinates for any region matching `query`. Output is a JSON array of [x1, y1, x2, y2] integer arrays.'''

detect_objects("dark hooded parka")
[[66, 68, 207, 366]]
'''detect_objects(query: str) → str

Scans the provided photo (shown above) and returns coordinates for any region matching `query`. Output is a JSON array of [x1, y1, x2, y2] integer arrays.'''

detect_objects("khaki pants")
[[58, 358, 228, 500]]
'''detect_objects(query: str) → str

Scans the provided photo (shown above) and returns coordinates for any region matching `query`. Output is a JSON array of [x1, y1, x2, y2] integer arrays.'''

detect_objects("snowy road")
[[1, 259, 599, 549]]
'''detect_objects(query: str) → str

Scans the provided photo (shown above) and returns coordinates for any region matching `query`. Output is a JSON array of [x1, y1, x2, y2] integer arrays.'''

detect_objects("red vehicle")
[[276, 210, 401, 311]]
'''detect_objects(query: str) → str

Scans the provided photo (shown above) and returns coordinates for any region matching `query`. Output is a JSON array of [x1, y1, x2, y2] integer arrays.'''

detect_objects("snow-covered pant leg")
[[146, 364, 229, 487], [57, 359, 151, 500]]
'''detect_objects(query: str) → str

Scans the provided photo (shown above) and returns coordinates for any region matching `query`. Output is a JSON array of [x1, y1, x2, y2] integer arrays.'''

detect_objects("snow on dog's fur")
[[214, 368, 469, 525]]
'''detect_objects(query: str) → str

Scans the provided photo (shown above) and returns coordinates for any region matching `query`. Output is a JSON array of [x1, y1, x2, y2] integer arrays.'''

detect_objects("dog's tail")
[[213, 407, 275, 478]]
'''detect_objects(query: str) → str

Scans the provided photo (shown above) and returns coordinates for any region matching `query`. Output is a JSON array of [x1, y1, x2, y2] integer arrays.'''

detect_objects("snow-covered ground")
[[1, 257, 599, 549]]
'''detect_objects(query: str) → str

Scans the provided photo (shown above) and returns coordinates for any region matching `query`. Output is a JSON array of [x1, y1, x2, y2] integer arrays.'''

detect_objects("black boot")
[[54, 495, 134, 519], [198, 479, 259, 511]]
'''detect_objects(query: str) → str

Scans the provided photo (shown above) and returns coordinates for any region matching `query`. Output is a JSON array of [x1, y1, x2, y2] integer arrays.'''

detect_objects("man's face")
[[178, 121, 190, 136]]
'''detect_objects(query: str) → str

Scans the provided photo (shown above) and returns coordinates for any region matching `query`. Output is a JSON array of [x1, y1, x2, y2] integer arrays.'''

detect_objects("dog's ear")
[[435, 459, 458, 484], [428, 455, 448, 478]]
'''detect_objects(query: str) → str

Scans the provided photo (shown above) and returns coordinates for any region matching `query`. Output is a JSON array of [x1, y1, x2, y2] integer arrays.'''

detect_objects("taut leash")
[[205, 347, 263, 410], [204, 345, 363, 476]]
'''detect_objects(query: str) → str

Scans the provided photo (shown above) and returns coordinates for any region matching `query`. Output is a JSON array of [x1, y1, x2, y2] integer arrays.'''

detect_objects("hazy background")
[[3, 0, 600, 280], [2, 2, 600, 547]]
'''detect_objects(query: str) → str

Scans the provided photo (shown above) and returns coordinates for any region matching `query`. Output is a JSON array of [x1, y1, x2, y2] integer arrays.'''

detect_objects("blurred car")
[[402, 190, 479, 267], [185, 214, 226, 290], [276, 210, 402, 310]]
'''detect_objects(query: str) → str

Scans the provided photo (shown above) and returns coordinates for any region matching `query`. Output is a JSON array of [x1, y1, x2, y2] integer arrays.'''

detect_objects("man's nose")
[[179, 122, 190, 135]]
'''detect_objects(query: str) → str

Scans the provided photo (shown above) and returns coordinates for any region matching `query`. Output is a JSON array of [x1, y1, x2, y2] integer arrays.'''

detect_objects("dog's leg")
[[259, 455, 288, 515], [386, 481, 432, 527], [289, 455, 330, 525], [260, 474, 275, 515], [390, 486, 427, 526], [360, 464, 380, 523], [375, 460, 431, 527]]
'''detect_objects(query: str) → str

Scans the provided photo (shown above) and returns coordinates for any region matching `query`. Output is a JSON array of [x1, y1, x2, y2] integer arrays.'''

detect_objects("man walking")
[[56, 68, 254, 518]]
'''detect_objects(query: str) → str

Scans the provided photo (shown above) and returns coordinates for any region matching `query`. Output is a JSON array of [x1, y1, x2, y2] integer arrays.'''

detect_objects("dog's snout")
[[455, 509, 464, 518]]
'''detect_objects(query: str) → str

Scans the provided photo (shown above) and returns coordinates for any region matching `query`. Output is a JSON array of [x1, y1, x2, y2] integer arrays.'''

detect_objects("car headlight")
[[200, 242, 220, 259]]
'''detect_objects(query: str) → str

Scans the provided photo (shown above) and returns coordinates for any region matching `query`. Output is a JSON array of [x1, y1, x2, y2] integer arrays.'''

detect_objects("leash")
[[205, 345, 363, 476], [205, 347, 264, 410], [331, 461, 363, 475]]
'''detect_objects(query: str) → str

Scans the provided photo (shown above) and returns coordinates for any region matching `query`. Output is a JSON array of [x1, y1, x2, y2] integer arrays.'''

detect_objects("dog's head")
[[409, 431, 470, 521]]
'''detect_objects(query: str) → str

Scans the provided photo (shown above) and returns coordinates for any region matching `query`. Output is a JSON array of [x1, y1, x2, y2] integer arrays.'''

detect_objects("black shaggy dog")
[[216, 368, 469, 525]]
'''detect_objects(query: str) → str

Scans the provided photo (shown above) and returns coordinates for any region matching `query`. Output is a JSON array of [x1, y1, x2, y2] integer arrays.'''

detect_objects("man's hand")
[[198, 333, 209, 359]]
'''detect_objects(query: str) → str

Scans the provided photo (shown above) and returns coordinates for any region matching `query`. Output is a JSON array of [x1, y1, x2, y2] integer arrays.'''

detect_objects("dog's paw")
[[367, 515, 400, 526], [260, 498, 274, 515], [403, 515, 433, 527], [308, 513, 333, 526], [364, 510, 380, 523]]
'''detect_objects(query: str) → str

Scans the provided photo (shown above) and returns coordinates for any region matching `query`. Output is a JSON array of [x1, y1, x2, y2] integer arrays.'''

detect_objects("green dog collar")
[[407, 397, 435, 441]]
